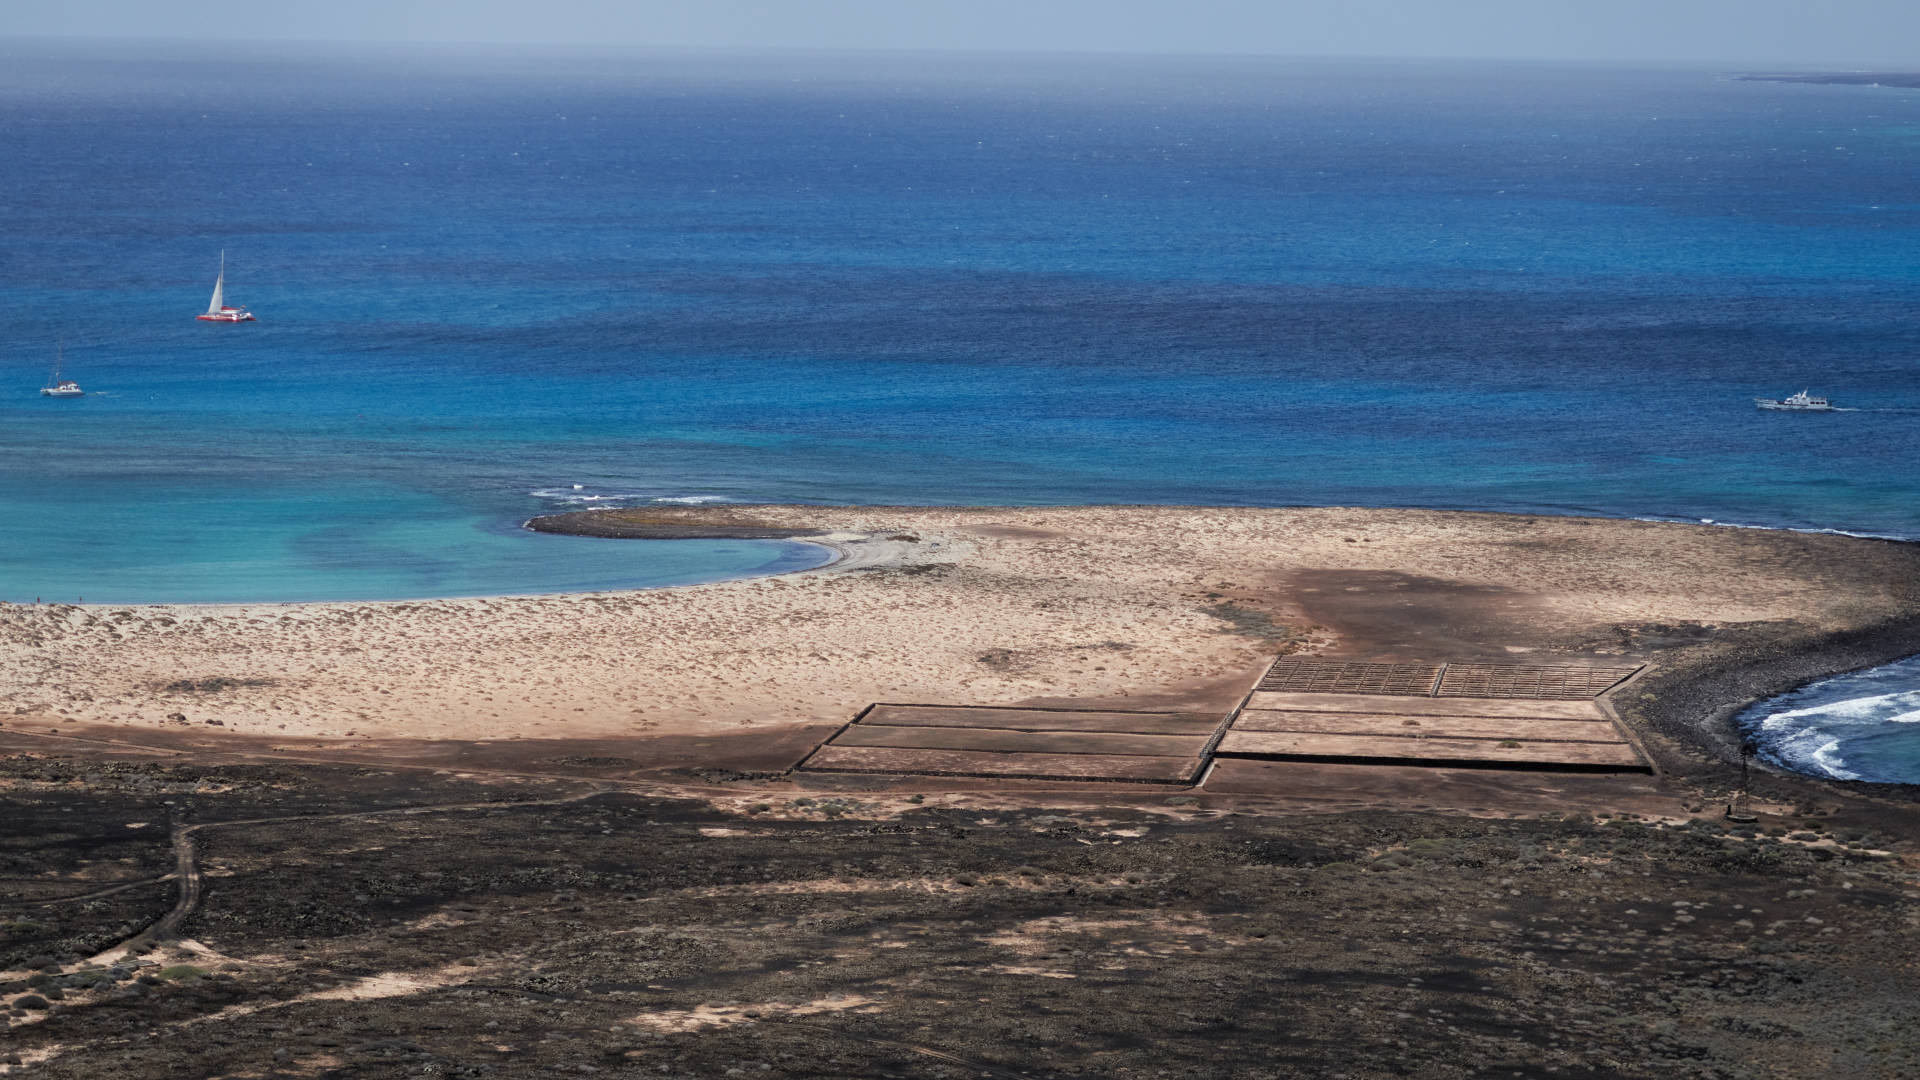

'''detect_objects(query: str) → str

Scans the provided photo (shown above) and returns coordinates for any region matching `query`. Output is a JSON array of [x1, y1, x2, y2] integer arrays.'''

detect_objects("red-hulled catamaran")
[[196, 251, 256, 322]]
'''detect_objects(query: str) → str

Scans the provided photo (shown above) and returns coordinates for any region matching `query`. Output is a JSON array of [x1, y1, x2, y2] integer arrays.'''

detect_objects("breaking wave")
[[1737, 655, 1920, 784], [529, 487, 742, 508], [1630, 515, 1919, 543]]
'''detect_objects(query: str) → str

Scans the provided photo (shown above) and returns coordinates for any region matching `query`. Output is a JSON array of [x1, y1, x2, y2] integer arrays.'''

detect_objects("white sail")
[[207, 250, 226, 313]]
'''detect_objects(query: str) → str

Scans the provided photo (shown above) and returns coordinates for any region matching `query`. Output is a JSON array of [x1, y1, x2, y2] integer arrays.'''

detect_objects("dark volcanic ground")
[[4, 750, 1919, 1079]]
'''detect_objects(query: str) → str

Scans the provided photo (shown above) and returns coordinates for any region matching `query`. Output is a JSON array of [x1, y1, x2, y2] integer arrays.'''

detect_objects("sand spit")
[[4, 507, 1918, 754]]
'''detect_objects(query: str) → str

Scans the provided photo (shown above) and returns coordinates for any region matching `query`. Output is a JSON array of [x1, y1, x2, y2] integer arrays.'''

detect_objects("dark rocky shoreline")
[[1615, 605, 1920, 804], [1628, 614, 1920, 766]]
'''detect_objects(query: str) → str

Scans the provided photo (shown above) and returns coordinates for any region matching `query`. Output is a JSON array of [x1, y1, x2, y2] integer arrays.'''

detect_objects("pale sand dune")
[[2, 507, 1914, 742]]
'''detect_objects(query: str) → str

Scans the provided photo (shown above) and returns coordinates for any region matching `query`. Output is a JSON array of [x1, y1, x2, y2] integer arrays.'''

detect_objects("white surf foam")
[[528, 487, 654, 507], [529, 488, 745, 507], [1740, 655, 1920, 782], [1629, 515, 1918, 543], [1809, 739, 1859, 781], [1765, 691, 1920, 726]]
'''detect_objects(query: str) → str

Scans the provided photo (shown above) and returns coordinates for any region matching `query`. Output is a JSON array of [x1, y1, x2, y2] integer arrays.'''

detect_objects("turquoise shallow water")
[[0, 490, 830, 604]]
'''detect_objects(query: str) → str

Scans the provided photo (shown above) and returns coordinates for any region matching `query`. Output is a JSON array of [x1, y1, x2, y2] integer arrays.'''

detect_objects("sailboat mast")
[[208, 250, 226, 314]]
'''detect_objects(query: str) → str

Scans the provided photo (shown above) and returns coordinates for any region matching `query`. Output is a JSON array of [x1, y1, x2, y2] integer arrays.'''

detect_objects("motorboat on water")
[[40, 343, 82, 397], [1755, 390, 1834, 411], [195, 250, 256, 322]]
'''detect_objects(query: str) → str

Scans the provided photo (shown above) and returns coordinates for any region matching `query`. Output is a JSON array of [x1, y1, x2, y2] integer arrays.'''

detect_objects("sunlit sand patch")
[[628, 994, 882, 1032], [669, 873, 1061, 902], [2, 1045, 64, 1074], [1026, 813, 1181, 831], [981, 913, 1222, 958], [167, 962, 479, 1033], [987, 965, 1077, 978], [79, 936, 237, 973], [11, 959, 474, 1073], [166, 937, 240, 964], [719, 793, 1071, 823], [406, 906, 489, 931], [305, 967, 467, 1002]]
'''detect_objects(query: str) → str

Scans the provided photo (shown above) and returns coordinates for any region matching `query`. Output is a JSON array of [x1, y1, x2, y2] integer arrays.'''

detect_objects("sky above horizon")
[[4, 0, 1920, 66]]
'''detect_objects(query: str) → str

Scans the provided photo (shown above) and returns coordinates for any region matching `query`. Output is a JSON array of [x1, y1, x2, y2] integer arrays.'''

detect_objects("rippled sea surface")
[[5, 45, 1920, 605]]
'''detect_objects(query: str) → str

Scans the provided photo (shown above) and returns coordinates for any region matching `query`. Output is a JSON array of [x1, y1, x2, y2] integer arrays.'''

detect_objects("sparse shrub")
[[1313, 862, 1363, 879]]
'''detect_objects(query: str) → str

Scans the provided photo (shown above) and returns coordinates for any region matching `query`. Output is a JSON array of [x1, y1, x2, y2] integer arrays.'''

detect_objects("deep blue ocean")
[[4, 43, 1918, 777]]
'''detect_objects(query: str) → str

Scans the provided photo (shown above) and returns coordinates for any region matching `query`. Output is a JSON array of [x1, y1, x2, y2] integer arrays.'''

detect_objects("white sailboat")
[[40, 342, 83, 397], [196, 250, 256, 322]]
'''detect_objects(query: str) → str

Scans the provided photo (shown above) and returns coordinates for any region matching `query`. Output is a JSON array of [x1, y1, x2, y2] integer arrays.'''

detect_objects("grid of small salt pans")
[[1257, 660, 1443, 696], [1435, 663, 1641, 700]]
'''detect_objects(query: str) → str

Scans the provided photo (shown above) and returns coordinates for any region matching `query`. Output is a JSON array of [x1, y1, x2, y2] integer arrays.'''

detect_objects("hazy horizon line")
[[1, 34, 1907, 74]]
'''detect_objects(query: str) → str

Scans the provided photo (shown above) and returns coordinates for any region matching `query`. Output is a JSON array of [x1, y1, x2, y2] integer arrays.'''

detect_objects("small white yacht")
[[196, 250, 256, 322], [40, 343, 83, 398], [1755, 390, 1834, 411]]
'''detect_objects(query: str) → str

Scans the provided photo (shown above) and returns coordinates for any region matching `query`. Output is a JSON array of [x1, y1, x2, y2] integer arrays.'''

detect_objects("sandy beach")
[[6, 506, 1918, 761]]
